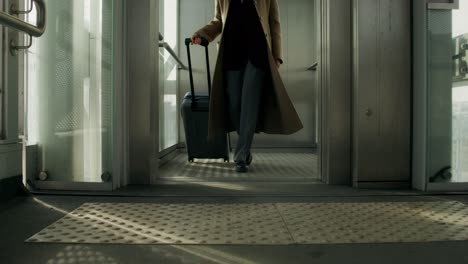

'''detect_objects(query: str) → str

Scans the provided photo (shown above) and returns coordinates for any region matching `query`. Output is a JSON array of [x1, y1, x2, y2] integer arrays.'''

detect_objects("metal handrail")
[[0, 0, 46, 37], [159, 42, 188, 70], [308, 62, 318, 71]]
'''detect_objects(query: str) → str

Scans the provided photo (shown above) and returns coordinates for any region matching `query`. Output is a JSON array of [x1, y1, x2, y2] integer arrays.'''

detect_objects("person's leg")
[[235, 61, 265, 164], [225, 68, 246, 133]]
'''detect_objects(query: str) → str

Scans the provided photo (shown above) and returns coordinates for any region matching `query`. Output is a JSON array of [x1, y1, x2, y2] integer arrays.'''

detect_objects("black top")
[[222, 0, 269, 71]]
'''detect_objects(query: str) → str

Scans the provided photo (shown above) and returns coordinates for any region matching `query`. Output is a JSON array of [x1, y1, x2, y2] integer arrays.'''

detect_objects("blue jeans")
[[225, 61, 265, 163]]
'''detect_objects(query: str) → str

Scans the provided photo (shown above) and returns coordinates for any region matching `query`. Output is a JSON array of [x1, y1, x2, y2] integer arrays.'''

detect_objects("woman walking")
[[192, 0, 303, 173]]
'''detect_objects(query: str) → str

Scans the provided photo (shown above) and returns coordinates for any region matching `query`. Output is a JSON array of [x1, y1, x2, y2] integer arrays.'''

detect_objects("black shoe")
[[246, 154, 253, 166], [235, 161, 248, 173]]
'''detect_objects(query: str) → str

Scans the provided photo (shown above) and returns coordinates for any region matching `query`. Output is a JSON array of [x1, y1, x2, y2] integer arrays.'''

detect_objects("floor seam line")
[[273, 203, 297, 245]]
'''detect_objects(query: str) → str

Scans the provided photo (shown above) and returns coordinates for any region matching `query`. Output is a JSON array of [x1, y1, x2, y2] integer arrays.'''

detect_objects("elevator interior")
[[156, 0, 321, 187]]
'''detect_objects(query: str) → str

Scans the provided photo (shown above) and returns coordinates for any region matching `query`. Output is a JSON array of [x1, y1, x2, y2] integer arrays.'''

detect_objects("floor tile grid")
[[276, 201, 468, 244], [158, 153, 319, 182], [27, 203, 296, 245], [26, 201, 468, 245]]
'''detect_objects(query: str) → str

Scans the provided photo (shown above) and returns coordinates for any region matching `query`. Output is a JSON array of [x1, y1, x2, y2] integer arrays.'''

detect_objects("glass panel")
[[159, 0, 179, 151], [427, 2, 468, 183], [0, 12, 3, 140], [25, 0, 113, 182], [451, 2, 468, 182]]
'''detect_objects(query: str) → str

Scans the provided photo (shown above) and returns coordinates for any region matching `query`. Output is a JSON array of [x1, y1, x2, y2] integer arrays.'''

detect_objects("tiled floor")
[[3, 195, 468, 263], [26, 200, 468, 245], [157, 152, 319, 183]]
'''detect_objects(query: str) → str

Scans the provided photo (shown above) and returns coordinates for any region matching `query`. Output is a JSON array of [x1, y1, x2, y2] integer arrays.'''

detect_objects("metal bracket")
[[10, 0, 34, 15], [308, 62, 318, 71], [462, 43, 468, 51], [159, 41, 188, 70], [461, 66, 468, 74], [428, 0, 459, 10], [101, 172, 112, 182], [453, 35, 468, 81], [38, 171, 48, 181], [0, 0, 47, 37], [9, 33, 33, 56], [429, 166, 452, 183]]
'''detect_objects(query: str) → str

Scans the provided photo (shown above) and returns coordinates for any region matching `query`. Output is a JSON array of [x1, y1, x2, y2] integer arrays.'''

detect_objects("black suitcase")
[[181, 38, 230, 163]]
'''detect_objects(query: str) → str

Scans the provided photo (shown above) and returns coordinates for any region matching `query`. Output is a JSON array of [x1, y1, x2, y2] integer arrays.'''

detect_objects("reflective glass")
[[427, 2, 468, 183], [26, 0, 113, 182], [159, 0, 179, 151]]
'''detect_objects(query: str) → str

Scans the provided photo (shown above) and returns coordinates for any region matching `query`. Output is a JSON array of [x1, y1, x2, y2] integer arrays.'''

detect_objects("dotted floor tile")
[[158, 152, 319, 182], [27, 201, 468, 245], [276, 201, 468, 244], [44, 245, 122, 264], [27, 203, 293, 245]]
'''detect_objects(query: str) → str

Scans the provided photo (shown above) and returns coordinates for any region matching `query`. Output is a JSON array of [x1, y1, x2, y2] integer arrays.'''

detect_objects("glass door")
[[0, 0, 23, 187], [426, 0, 468, 190], [158, 0, 179, 155], [24, 0, 114, 191]]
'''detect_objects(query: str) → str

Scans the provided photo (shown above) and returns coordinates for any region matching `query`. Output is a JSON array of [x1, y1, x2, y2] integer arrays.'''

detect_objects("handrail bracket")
[[0, 0, 46, 56]]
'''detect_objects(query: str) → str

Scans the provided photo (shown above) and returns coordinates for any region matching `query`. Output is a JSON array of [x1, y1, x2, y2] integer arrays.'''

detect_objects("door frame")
[[125, 0, 160, 185], [317, 0, 353, 185], [112, 0, 128, 190], [123, 0, 353, 187]]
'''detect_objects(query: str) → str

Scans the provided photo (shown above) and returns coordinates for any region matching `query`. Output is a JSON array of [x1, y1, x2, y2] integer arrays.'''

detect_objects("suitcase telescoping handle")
[[185, 37, 211, 108]]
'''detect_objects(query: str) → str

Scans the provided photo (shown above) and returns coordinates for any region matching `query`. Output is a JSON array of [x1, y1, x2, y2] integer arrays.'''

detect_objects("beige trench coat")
[[196, 0, 303, 139]]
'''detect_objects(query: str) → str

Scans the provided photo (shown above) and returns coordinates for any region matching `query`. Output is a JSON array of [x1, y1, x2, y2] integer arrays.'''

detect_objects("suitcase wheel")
[[189, 158, 194, 163], [224, 158, 229, 163]]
